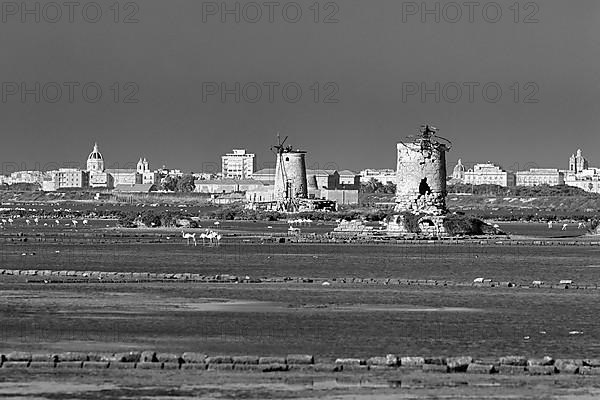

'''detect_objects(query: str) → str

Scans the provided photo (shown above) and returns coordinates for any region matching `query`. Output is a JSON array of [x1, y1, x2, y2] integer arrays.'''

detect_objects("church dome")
[[88, 143, 103, 160]]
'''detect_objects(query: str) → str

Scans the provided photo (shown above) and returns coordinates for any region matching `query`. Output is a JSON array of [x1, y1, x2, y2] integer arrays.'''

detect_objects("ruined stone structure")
[[394, 126, 449, 215], [271, 136, 308, 211]]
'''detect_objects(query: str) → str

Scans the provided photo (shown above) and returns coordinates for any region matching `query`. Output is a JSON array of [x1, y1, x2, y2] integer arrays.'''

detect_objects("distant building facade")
[[137, 158, 159, 185], [360, 169, 396, 184], [516, 168, 564, 186], [569, 149, 588, 174], [194, 178, 267, 194], [221, 149, 256, 179], [8, 170, 46, 185], [564, 149, 600, 193], [56, 168, 89, 189], [452, 159, 466, 182], [464, 163, 515, 187]]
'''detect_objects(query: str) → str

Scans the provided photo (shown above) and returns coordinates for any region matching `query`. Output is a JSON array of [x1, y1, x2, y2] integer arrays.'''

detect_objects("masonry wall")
[[395, 142, 447, 214], [274, 152, 308, 202]]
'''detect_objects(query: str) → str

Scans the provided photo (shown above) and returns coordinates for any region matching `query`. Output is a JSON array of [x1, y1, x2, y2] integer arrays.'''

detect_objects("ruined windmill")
[[271, 133, 308, 212], [395, 123, 452, 215]]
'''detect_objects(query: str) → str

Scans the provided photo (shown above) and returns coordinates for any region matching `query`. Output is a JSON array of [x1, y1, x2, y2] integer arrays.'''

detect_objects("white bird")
[[322, 281, 331, 286], [33, 217, 39, 225], [569, 330, 583, 335], [562, 223, 568, 231], [181, 231, 197, 246], [214, 221, 220, 226], [493, 224, 499, 229], [55, 220, 60, 226], [7, 218, 13, 225], [72, 220, 78, 227], [578, 222, 585, 229], [25, 219, 31, 226], [82, 219, 89, 225], [548, 221, 553, 229]]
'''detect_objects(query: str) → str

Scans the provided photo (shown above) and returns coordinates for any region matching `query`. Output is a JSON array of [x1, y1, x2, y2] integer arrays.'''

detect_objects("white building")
[[137, 157, 159, 185], [452, 159, 466, 182], [464, 163, 515, 187], [516, 168, 564, 186], [221, 149, 256, 179], [564, 149, 600, 193], [56, 168, 89, 189], [87, 143, 105, 173], [569, 149, 588, 174], [359, 168, 396, 184], [8, 170, 46, 185]]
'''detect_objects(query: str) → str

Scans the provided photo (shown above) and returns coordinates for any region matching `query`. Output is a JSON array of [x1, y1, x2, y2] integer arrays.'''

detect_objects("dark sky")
[[1, 0, 599, 174]]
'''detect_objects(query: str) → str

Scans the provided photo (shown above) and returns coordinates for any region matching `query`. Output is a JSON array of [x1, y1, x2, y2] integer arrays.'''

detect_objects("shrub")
[[442, 215, 485, 235]]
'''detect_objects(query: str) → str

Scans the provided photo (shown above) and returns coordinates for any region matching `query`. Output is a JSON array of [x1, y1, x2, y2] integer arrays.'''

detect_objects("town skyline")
[[0, 138, 596, 176]]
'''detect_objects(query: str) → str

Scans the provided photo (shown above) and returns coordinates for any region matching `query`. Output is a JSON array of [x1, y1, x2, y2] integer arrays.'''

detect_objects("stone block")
[[140, 351, 157, 363], [206, 356, 233, 364], [156, 353, 181, 363], [31, 353, 56, 362], [498, 365, 527, 375], [182, 352, 206, 364], [83, 361, 109, 369], [6, 351, 32, 361], [87, 353, 109, 362], [583, 359, 600, 367], [425, 357, 446, 366], [162, 362, 180, 370], [579, 366, 600, 375], [259, 356, 285, 365], [335, 358, 365, 366], [261, 363, 289, 372], [555, 359, 582, 374], [286, 354, 314, 365], [56, 361, 83, 369], [466, 363, 495, 374], [527, 356, 554, 366], [2, 361, 30, 369], [232, 356, 259, 365], [110, 362, 136, 369], [499, 356, 527, 366], [446, 356, 473, 372], [56, 352, 88, 362], [136, 362, 162, 370], [528, 365, 556, 375], [400, 356, 425, 367], [29, 361, 56, 369], [367, 355, 398, 367]]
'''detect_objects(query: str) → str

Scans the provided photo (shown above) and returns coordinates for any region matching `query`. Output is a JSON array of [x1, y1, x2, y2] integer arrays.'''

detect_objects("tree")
[[141, 210, 161, 227], [161, 176, 179, 192], [177, 174, 196, 193]]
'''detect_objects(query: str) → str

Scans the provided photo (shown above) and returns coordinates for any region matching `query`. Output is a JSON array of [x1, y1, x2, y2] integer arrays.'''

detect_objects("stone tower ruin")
[[272, 135, 308, 211], [394, 125, 450, 215]]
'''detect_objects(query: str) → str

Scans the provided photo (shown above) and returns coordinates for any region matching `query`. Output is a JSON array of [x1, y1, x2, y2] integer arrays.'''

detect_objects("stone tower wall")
[[395, 142, 447, 214], [274, 152, 308, 202]]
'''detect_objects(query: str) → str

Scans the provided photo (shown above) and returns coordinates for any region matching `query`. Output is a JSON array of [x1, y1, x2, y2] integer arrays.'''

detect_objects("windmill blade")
[[280, 136, 288, 147]]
